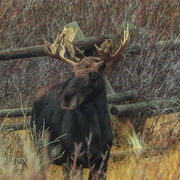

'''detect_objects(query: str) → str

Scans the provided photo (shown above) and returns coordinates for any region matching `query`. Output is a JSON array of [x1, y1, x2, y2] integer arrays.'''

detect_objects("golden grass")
[[144, 113, 180, 147], [107, 144, 180, 180], [0, 113, 179, 179], [41, 143, 180, 180]]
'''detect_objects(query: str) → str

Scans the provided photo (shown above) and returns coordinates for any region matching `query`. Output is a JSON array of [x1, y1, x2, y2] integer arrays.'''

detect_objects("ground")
[[0, 114, 179, 179]]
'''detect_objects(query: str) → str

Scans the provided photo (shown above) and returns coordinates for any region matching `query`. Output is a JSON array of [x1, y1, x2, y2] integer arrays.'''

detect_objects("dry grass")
[[0, 114, 179, 179], [107, 144, 180, 180], [144, 113, 180, 147], [0, 128, 179, 180]]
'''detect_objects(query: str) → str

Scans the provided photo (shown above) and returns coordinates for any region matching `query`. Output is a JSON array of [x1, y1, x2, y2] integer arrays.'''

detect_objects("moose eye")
[[88, 72, 98, 80]]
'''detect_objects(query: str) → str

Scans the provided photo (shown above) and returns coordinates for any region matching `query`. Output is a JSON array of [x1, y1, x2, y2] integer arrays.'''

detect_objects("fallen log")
[[1, 120, 30, 132], [0, 34, 116, 60], [111, 96, 180, 117], [0, 107, 32, 118], [0, 37, 179, 61], [107, 90, 137, 104], [0, 96, 179, 119], [0, 91, 137, 118], [1, 96, 179, 131]]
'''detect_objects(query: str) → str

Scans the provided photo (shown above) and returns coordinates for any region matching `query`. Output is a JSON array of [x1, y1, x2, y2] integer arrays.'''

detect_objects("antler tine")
[[94, 39, 112, 61], [44, 38, 76, 67], [43, 27, 79, 67], [113, 25, 130, 57], [95, 25, 130, 63]]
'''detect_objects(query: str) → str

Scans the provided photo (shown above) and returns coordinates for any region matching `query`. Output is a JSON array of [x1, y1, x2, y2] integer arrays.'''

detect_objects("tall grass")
[[107, 144, 180, 180], [0, 122, 48, 180], [0, 121, 179, 179]]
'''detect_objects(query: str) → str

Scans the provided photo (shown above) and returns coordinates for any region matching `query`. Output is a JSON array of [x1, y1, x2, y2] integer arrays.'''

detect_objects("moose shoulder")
[[30, 26, 130, 179]]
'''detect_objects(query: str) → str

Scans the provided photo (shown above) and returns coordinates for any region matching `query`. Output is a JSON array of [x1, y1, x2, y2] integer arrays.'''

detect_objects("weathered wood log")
[[111, 96, 180, 117], [0, 35, 116, 60], [1, 97, 180, 132], [0, 37, 179, 61], [0, 46, 44, 61], [107, 90, 137, 104], [0, 91, 137, 118], [0, 96, 179, 119], [1, 120, 30, 132], [1, 96, 179, 120], [0, 107, 32, 118]]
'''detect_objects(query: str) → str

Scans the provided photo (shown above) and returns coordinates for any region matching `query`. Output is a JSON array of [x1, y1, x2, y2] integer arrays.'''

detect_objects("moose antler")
[[44, 26, 83, 67], [95, 25, 130, 63]]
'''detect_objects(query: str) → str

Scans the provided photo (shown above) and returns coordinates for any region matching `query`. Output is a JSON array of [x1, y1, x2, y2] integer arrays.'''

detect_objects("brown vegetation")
[[0, 0, 179, 179], [0, 115, 180, 179]]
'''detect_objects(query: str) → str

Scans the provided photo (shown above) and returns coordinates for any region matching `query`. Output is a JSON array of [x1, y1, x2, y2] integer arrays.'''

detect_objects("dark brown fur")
[[30, 57, 113, 180]]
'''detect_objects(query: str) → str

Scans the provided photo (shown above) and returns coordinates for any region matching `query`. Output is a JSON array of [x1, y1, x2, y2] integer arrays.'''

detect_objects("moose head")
[[43, 26, 130, 110]]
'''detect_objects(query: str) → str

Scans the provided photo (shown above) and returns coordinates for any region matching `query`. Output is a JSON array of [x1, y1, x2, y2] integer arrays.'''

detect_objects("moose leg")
[[88, 159, 108, 180], [63, 163, 83, 180], [62, 163, 71, 180], [71, 167, 83, 180]]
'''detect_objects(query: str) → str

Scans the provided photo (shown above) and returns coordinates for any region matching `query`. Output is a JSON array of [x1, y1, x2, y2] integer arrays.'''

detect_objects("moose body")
[[31, 58, 113, 179], [30, 26, 129, 179]]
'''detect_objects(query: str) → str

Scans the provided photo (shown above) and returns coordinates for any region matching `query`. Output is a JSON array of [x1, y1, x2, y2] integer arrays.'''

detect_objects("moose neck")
[[82, 75, 107, 105]]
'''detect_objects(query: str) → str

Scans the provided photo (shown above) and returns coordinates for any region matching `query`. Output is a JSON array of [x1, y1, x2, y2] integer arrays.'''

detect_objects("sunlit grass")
[[0, 114, 179, 179], [107, 144, 180, 180], [41, 143, 180, 180]]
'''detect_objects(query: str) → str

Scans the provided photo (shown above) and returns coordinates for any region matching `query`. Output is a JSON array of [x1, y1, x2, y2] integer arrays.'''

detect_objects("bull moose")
[[30, 26, 129, 179]]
